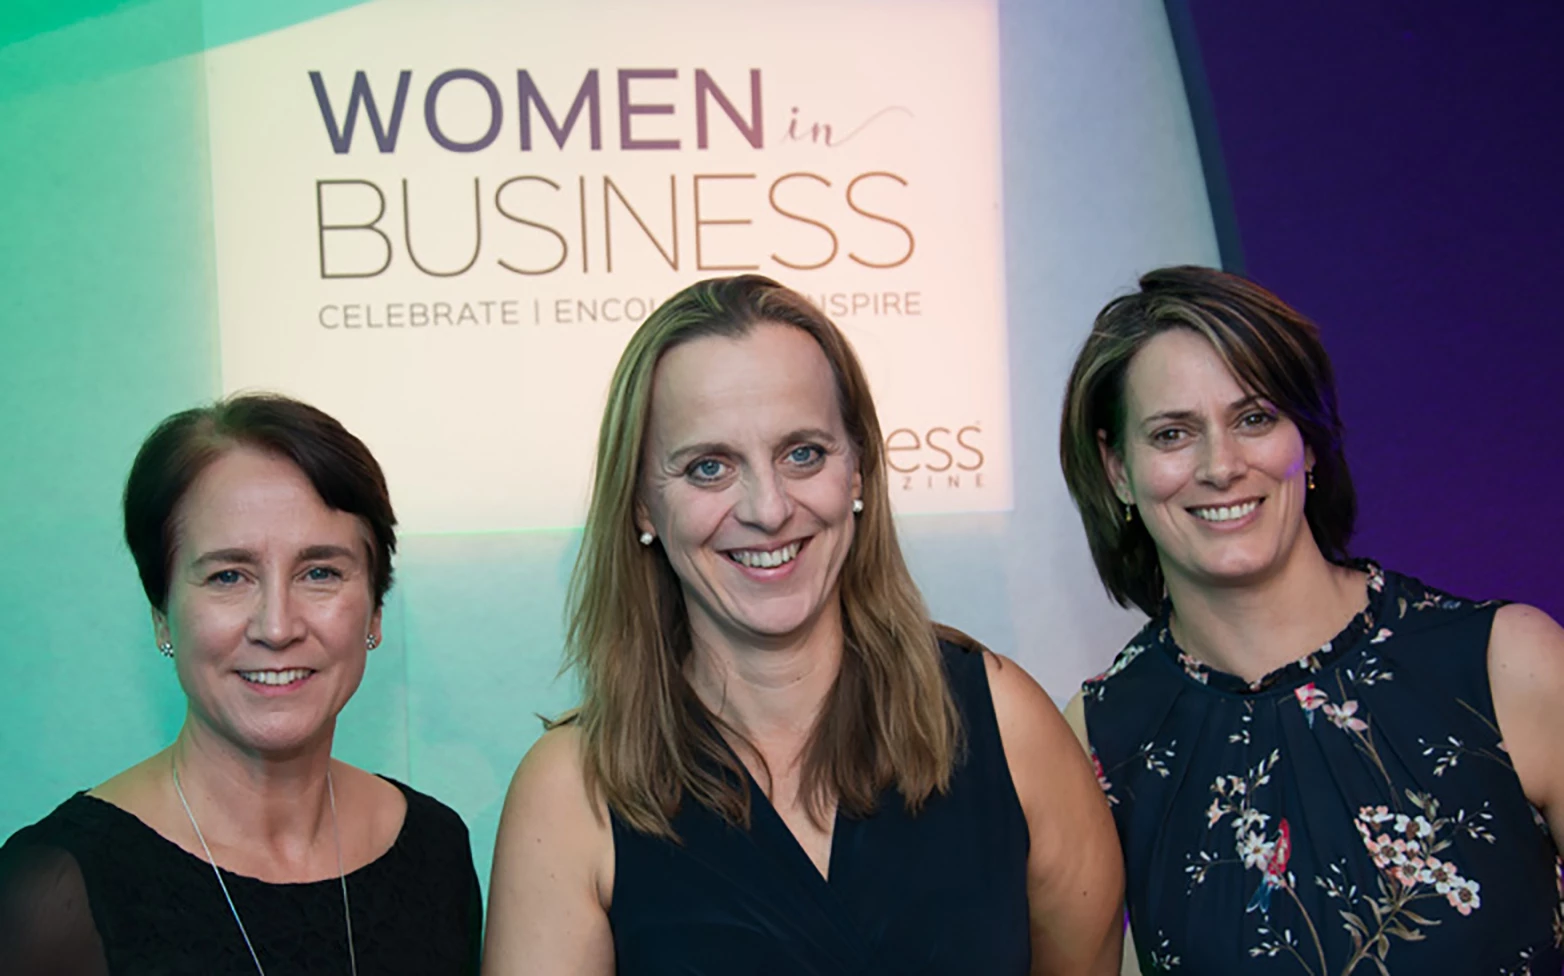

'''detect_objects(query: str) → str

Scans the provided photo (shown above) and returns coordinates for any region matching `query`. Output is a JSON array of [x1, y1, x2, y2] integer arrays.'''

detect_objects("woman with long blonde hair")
[[484, 275, 1122, 974]]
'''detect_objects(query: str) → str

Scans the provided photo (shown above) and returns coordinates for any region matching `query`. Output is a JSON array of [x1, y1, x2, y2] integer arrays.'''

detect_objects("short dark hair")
[[1059, 265, 1356, 616], [123, 394, 397, 611]]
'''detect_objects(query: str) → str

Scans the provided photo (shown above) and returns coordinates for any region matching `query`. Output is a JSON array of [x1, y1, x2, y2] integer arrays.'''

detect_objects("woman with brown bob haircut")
[[0, 394, 481, 975], [1059, 266, 1564, 974], [485, 275, 1124, 975]]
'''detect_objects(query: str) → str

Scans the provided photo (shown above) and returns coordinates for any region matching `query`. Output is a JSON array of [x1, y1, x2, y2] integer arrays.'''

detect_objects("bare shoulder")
[[981, 650, 1081, 784], [493, 723, 611, 894], [1489, 603, 1564, 674], [500, 725, 603, 844], [485, 723, 615, 974], [1487, 604, 1564, 814], [983, 648, 1059, 716], [1488, 604, 1564, 721]]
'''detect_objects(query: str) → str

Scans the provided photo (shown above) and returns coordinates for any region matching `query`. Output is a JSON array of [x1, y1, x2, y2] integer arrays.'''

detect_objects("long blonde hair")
[[565, 275, 961, 838]]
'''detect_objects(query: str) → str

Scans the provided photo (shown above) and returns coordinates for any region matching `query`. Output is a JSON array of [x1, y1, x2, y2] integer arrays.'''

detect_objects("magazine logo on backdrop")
[[205, 1, 1010, 530]]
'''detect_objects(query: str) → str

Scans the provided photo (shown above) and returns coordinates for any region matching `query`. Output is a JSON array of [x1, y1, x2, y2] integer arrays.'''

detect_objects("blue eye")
[[687, 458, 727, 483], [208, 569, 243, 586], [787, 445, 824, 466], [305, 566, 342, 582]]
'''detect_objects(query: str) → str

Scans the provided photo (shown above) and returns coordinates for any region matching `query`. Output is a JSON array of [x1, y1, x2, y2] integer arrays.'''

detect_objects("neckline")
[[693, 701, 845, 887], [1154, 561, 1390, 696], [71, 774, 414, 887]]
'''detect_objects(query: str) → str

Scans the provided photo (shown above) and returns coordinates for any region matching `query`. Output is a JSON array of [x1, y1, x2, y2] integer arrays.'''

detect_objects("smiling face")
[[156, 446, 381, 759], [1102, 328, 1317, 594], [636, 322, 862, 651]]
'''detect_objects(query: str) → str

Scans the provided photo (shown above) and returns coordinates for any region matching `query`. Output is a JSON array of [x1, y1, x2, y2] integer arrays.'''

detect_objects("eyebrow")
[[665, 427, 841, 467], [191, 544, 360, 567], [1142, 395, 1267, 427]]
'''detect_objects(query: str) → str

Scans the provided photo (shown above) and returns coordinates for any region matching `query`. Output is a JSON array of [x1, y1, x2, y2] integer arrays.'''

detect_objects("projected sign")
[[205, 0, 1010, 532]]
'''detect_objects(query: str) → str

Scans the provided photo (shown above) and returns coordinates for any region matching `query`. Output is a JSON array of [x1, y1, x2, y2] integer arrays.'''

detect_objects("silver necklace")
[[171, 756, 359, 976]]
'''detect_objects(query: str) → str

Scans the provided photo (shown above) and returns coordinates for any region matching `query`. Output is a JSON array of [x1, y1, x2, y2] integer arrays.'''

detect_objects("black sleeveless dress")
[[608, 640, 1031, 975], [0, 777, 481, 975], [1084, 564, 1564, 974]]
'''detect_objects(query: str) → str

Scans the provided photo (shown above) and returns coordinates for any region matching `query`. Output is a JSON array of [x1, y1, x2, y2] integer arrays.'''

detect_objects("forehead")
[[172, 446, 361, 552], [645, 323, 845, 447], [1123, 328, 1253, 413]]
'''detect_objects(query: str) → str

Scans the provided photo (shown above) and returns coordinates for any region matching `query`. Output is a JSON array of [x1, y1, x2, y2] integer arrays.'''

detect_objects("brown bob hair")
[[123, 393, 398, 612], [565, 274, 962, 838], [1059, 265, 1356, 617]]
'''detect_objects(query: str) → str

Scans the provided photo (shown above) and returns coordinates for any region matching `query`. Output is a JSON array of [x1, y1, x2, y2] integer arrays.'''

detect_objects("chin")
[[234, 718, 335, 757], [1192, 547, 1285, 585]]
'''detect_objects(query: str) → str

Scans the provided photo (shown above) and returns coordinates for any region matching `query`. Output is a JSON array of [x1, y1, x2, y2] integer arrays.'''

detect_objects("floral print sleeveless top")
[[1084, 564, 1563, 975]]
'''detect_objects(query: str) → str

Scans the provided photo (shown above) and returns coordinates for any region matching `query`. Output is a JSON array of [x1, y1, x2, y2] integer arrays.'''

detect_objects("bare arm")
[[989, 655, 1124, 975], [482, 726, 615, 976], [1488, 603, 1564, 843], [1062, 692, 1143, 976]]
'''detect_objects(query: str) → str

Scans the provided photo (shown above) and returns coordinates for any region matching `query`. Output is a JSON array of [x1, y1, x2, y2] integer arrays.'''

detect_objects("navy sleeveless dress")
[[608, 640, 1031, 975], [1084, 564, 1564, 974]]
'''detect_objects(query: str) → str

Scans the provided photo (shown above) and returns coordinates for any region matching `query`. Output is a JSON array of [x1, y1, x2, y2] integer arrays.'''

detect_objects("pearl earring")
[[638, 531, 655, 546], [852, 499, 864, 514]]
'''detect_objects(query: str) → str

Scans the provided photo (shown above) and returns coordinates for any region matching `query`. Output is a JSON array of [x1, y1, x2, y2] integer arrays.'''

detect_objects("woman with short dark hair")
[[0, 394, 481, 975], [1060, 266, 1564, 973]]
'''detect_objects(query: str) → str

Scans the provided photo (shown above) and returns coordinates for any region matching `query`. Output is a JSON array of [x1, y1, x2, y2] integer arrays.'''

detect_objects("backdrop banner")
[[206, 0, 1012, 532]]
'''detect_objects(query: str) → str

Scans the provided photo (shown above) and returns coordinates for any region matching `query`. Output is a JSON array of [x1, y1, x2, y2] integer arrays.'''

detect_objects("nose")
[[733, 468, 795, 534], [1197, 428, 1248, 489], [248, 576, 307, 650]]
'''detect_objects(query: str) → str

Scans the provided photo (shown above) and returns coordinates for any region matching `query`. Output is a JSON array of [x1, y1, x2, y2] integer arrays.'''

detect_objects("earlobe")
[[1097, 430, 1132, 505], [151, 609, 170, 647]]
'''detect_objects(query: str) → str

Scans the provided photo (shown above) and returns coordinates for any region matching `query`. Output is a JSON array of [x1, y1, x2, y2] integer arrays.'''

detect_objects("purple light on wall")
[[1173, 1, 1564, 618]]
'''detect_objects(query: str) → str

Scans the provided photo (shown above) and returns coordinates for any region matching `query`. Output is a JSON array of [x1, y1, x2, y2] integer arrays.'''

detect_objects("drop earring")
[[1123, 503, 1135, 524], [1306, 469, 1317, 491]]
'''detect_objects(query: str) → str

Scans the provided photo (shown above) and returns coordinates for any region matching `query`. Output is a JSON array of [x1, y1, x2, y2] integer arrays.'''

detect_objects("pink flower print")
[[1425, 857, 1457, 891], [1177, 652, 1209, 683], [1370, 627, 1393, 644], [1244, 819, 1292, 914], [1323, 699, 1369, 733], [1090, 748, 1116, 803], [1447, 877, 1481, 915], [1294, 683, 1328, 727], [1392, 857, 1426, 888]]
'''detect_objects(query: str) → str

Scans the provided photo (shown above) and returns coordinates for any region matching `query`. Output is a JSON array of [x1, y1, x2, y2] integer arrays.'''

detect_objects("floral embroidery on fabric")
[[1089, 564, 1561, 974], [1089, 748, 1118, 805], [1082, 642, 1147, 701]]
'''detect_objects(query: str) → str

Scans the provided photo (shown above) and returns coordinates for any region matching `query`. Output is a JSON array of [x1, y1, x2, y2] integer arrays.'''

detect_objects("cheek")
[[654, 485, 729, 544], [167, 592, 246, 652], [1129, 449, 1195, 502]]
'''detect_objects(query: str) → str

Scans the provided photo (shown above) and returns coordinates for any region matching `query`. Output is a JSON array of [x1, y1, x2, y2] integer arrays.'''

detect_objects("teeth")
[[1192, 500, 1260, 523], [238, 668, 313, 686], [730, 542, 802, 569]]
